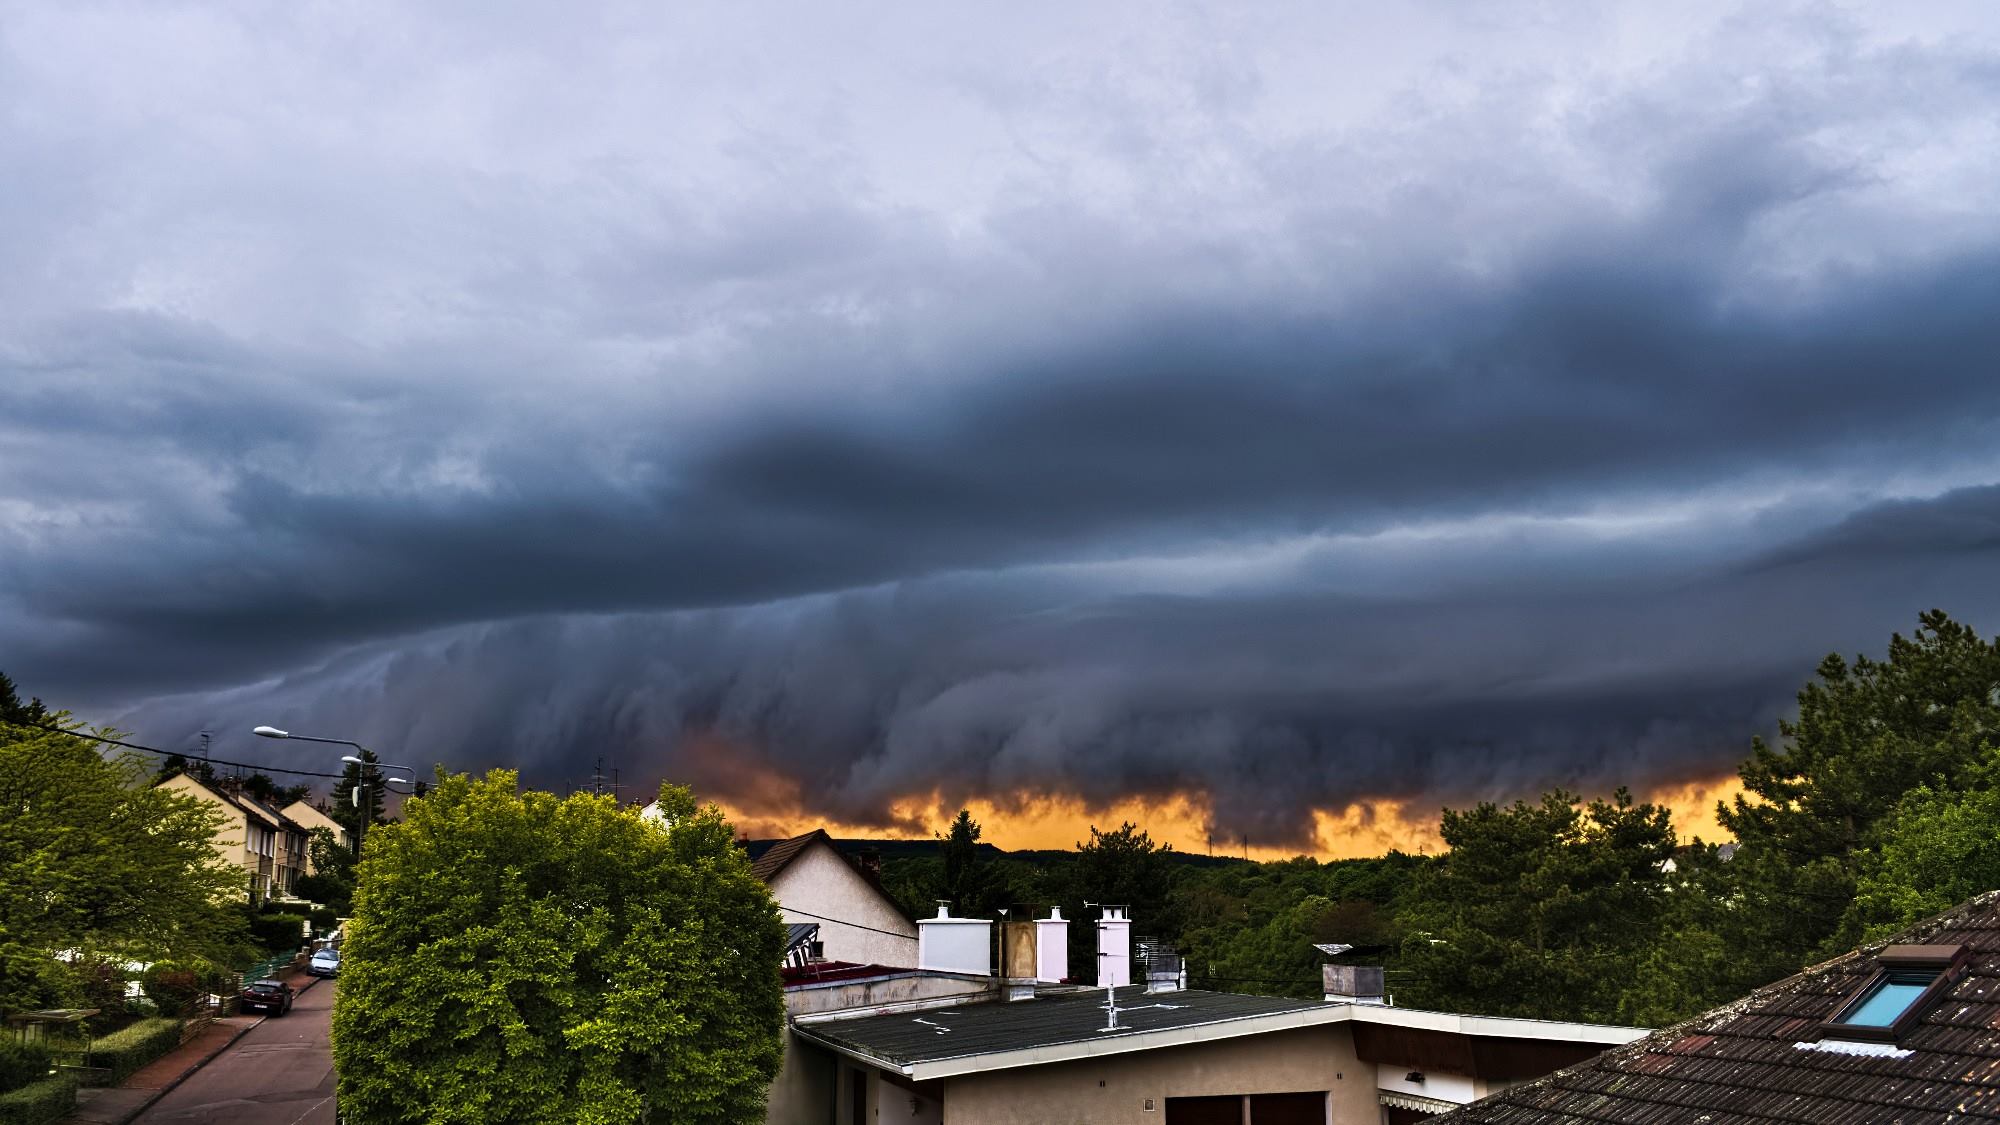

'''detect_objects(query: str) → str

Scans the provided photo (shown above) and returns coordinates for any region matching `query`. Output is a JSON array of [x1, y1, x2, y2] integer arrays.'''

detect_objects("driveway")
[[133, 980, 336, 1125]]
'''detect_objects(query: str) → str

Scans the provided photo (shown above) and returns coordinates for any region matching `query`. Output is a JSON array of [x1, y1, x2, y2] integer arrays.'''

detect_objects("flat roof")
[[795, 986, 1650, 1081], [798, 987, 1331, 1077]]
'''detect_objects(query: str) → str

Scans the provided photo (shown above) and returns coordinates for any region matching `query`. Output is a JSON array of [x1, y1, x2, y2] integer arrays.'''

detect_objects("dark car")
[[240, 979, 294, 1016]]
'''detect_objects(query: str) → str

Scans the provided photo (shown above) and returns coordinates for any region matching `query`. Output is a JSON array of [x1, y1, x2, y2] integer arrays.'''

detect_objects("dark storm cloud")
[[14, 221, 2000, 700], [109, 481, 2000, 845], [7, 2, 2000, 844]]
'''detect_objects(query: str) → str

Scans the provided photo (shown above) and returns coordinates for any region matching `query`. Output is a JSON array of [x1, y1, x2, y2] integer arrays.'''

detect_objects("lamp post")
[[254, 726, 414, 854]]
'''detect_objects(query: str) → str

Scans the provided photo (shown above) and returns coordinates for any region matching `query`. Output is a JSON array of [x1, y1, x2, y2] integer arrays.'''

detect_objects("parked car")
[[240, 979, 294, 1016], [308, 948, 341, 978]]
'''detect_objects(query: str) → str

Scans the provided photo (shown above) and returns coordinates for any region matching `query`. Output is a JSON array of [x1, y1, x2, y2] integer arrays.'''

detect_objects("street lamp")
[[254, 726, 412, 853]]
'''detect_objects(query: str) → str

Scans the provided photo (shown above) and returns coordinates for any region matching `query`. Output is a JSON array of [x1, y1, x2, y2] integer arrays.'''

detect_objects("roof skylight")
[[1834, 970, 1937, 1028], [1818, 943, 1966, 1042]]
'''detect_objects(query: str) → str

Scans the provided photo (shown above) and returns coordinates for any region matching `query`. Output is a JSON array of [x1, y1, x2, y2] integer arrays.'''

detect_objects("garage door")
[[1164, 1095, 1242, 1125], [1249, 1091, 1326, 1124]]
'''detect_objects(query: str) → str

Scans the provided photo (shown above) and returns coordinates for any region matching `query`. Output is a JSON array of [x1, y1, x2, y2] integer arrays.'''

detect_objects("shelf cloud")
[[6, 2, 2000, 847]]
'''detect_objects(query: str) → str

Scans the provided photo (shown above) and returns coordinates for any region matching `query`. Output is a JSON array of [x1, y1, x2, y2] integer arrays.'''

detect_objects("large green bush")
[[333, 776, 786, 1124], [0, 1075, 75, 1125], [87, 1018, 183, 1084], [139, 963, 206, 1017], [0, 1040, 53, 1093]]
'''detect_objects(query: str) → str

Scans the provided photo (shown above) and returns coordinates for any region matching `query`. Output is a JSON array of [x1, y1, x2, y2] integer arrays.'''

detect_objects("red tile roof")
[[1440, 890, 2000, 1124]]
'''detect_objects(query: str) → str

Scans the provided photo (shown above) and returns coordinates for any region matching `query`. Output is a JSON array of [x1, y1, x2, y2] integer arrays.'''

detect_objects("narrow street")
[[134, 981, 336, 1125]]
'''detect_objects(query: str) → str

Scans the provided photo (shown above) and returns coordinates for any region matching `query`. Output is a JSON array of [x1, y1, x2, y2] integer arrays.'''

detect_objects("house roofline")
[[794, 1000, 1650, 1081]]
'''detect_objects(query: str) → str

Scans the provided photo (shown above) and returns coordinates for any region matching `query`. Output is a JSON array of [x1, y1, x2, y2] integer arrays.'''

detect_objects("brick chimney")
[[853, 847, 882, 879]]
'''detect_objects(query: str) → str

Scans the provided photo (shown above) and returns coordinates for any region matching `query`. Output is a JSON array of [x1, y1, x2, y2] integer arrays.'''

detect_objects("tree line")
[[874, 610, 2000, 1027]]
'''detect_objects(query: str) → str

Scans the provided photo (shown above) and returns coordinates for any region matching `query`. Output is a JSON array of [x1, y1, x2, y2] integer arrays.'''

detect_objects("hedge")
[[0, 1039, 53, 1093], [87, 1018, 183, 1084], [0, 1075, 76, 1125], [247, 912, 311, 955]]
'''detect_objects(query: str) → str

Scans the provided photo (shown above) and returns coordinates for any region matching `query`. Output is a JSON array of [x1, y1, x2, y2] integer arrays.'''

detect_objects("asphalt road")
[[135, 980, 337, 1125]]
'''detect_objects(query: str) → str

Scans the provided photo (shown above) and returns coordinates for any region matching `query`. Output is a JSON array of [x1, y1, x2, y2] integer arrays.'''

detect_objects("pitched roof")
[[162, 772, 288, 831], [1439, 890, 2000, 1124], [751, 828, 833, 882]]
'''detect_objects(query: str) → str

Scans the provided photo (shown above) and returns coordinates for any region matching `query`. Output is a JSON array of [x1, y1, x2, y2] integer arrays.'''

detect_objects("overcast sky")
[[6, 1, 2000, 849]]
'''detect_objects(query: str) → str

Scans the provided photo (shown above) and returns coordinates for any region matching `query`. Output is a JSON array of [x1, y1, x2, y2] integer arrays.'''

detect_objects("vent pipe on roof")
[[1138, 938, 1185, 994]]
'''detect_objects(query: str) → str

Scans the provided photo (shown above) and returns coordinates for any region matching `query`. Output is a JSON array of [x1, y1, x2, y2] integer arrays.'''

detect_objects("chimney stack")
[[917, 904, 992, 977], [1138, 938, 1185, 994], [1036, 907, 1069, 983], [1322, 964, 1387, 1005], [853, 847, 882, 879], [1096, 905, 1131, 988]]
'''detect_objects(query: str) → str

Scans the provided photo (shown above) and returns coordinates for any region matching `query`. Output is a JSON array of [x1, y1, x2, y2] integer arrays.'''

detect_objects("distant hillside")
[[741, 835, 1253, 868]]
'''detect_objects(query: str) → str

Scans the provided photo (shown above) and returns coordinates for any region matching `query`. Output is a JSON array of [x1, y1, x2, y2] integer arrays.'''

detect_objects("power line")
[[9, 721, 348, 779], [778, 906, 933, 943]]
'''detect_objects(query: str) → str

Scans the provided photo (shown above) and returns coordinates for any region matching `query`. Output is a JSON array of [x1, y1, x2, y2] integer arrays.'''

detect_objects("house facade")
[[157, 773, 310, 900], [634, 815, 924, 969], [280, 798, 354, 868], [750, 830, 919, 968]]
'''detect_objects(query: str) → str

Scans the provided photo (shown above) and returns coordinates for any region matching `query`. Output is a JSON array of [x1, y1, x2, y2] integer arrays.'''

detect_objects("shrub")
[[0, 1040, 53, 1093], [74, 962, 135, 1034], [308, 906, 339, 933], [139, 963, 205, 1018], [196, 965, 236, 999], [86, 1019, 183, 1085], [246, 912, 310, 955], [0, 1075, 76, 1125]]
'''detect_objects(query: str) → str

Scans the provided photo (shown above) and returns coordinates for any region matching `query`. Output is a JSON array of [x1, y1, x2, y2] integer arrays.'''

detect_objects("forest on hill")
[[866, 610, 2000, 1028]]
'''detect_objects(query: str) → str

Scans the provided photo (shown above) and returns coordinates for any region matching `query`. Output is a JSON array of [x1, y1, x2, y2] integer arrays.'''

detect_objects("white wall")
[[917, 910, 992, 976], [1035, 914, 1069, 983], [1377, 1063, 1478, 1106], [769, 841, 919, 968]]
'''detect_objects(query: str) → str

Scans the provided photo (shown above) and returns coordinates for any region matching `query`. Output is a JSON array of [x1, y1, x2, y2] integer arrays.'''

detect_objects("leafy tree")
[[1841, 768, 2000, 944], [1397, 789, 1676, 1022], [294, 827, 357, 912], [0, 720, 244, 1013], [239, 771, 312, 808], [154, 753, 218, 786], [1718, 610, 2000, 973], [332, 773, 785, 1124]]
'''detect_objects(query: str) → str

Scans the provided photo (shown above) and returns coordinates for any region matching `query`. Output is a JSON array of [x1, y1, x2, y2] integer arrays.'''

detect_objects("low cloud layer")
[[6, 3, 2000, 847]]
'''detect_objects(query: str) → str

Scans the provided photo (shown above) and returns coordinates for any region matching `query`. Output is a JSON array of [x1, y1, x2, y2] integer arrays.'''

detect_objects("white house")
[[637, 809, 920, 969], [750, 829, 919, 968]]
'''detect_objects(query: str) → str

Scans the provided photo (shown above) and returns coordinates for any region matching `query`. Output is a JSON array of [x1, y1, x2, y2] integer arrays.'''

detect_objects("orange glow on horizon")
[[704, 775, 1744, 862]]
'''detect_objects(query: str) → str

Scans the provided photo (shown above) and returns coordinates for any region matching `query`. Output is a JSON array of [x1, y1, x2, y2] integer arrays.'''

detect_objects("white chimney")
[[1096, 905, 1131, 988], [1036, 907, 1069, 983], [918, 904, 992, 976]]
